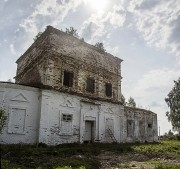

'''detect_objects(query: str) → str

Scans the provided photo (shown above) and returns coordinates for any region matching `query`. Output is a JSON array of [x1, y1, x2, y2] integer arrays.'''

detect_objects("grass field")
[[1, 140, 180, 169]]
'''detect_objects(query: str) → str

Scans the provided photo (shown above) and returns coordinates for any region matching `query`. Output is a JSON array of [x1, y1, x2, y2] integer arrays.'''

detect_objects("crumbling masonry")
[[0, 26, 158, 145]]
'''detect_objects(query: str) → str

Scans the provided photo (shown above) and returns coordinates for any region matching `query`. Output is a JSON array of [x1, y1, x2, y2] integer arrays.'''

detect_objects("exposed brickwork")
[[15, 26, 122, 103], [124, 106, 158, 142]]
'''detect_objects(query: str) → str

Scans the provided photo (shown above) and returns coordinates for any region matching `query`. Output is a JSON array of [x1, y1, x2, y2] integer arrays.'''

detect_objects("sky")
[[0, 0, 180, 135]]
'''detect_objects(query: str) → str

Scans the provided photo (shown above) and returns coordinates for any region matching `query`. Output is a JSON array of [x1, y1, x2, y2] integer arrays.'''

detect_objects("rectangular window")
[[105, 83, 112, 97], [62, 114, 72, 122], [61, 114, 73, 135], [86, 78, 95, 93], [148, 123, 152, 128], [8, 108, 26, 134], [147, 123, 153, 137], [63, 71, 73, 87]]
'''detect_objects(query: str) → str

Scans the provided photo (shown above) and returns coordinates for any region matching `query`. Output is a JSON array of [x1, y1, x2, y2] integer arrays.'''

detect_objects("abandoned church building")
[[0, 26, 158, 145]]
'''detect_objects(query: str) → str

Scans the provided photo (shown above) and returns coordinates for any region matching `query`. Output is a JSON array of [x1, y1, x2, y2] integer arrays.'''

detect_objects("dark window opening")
[[62, 114, 72, 122], [105, 83, 112, 97], [86, 78, 95, 93], [63, 71, 73, 87], [148, 123, 152, 128]]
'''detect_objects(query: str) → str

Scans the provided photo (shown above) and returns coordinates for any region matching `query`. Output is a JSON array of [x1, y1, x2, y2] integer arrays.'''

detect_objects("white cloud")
[[127, 0, 180, 62], [10, 44, 16, 55], [20, 0, 83, 34], [80, 3, 126, 42], [105, 44, 119, 56], [108, 5, 126, 27], [123, 68, 180, 134], [129, 68, 180, 100]]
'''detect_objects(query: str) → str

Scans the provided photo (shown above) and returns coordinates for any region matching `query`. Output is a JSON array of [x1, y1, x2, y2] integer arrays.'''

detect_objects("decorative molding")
[[105, 107, 114, 114], [84, 115, 96, 121], [11, 93, 29, 102], [61, 95, 74, 107]]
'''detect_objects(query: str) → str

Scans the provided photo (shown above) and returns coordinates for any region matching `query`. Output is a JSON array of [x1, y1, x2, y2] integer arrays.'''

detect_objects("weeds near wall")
[[0, 107, 7, 133], [1, 141, 180, 169]]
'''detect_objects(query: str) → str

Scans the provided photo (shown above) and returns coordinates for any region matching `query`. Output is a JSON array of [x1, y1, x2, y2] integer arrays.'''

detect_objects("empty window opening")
[[127, 120, 134, 137], [62, 114, 72, 122], [105, 83, 112, 97], [63, 71, 73, 87], [86, 78, 95, 93], [148, 123, 152, 128], [139, 121, 144, 136]]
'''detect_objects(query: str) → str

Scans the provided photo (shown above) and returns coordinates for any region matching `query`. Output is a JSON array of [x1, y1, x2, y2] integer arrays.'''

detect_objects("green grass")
[[155, 164, 180, 169], [133, 140, 180, 157], [1, 141, 180, 169]]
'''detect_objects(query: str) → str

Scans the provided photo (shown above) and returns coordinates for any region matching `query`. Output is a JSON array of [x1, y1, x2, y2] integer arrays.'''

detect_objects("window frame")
[[62, 114, 73, 122], [63, 70, 74, 87], [105, 83, 112, 97], [86, 77, 95, 93]]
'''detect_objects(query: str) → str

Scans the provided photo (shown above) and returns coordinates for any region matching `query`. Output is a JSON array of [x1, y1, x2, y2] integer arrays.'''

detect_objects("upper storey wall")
[[16, 32, 50, 77], [15, 26, 123, 102], [16, 26, 122, 77], [46, 26, 122, 75]]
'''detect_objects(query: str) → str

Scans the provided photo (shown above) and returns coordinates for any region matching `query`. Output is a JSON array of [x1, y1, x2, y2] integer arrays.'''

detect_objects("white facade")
[[0, 82, 158, 145], [0, 83, 40, 144]]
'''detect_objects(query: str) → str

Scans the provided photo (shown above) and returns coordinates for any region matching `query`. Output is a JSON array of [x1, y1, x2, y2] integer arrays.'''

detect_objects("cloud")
[[80, 18, 106, 42], [105, 44, 119, 56], [108, 5, 126, 27], [10, 44, 16, 55], [127, 0, 180, 62], [20, 0, 83, 34], [125, 68, 180, 109], [123, 68, 180, 133], [80, 4, 126, 42]]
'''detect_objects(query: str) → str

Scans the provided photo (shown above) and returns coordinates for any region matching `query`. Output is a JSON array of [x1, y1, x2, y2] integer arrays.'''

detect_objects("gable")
[[11, 93, 29, 102]]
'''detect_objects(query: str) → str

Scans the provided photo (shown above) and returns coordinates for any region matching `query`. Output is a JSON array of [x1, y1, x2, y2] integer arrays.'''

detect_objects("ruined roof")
[[17, 26, 122, 73]]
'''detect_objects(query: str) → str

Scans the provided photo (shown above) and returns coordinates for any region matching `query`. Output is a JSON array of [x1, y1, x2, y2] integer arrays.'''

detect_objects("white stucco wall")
[[0, 83, 40, 144], [0, 83, 158, 145], [38, 90, 124, 145]]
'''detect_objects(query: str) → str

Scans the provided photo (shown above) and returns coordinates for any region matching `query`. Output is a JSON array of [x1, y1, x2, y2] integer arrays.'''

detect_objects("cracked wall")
[[15, 26, 122, 103]]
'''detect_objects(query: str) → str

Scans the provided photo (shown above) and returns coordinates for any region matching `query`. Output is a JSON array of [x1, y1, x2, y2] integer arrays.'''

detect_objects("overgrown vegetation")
[[65, 27, 79, 38], [94, 42, 106, 53], [127, 96, 136, 108], [1, 141, 180, 169], [33, 32, 43, 41], [133, 140, 180, 157], [0, 107, 7, 133]]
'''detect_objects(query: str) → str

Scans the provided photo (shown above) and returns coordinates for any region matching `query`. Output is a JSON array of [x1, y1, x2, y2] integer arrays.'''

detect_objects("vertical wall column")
[[38, 91, 50, 144], [79, 102, 83, 143]]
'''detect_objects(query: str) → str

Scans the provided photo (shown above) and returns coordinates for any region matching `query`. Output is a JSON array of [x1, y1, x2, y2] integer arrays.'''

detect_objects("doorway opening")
[[84, 121, 95, 143]]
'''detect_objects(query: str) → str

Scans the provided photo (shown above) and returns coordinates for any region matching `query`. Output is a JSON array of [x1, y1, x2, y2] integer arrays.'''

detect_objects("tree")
[[94, 42, 106, 53], [7, 79, 12, 82], [165, 77, 180, 133], [168, 130, 174, 136], [127, 97, 136, 108], [120, 94, 126, 106], [0, 107, 7, 134], [33, 32, 42, 41], [65, 27, 79, 38]]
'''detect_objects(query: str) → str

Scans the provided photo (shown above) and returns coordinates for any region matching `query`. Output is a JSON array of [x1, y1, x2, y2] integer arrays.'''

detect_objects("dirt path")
[[97, 151, 180, 169]]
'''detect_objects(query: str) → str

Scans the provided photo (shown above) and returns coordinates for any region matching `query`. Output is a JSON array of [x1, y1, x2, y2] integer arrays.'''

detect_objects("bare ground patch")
[[97, 151, 180, 169]]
